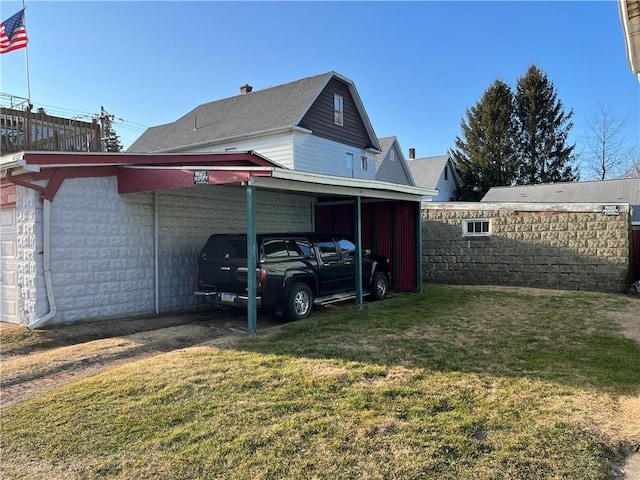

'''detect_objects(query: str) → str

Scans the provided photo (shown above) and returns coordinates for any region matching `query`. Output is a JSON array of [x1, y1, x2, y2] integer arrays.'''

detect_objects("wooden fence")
[[1, 107, 102, 153]]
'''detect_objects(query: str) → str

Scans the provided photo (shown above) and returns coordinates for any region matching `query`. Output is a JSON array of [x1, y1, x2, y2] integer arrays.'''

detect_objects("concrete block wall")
[[158, 185, 314, 312], [48, 177, 156, 324], [422, 203, 632, 293]]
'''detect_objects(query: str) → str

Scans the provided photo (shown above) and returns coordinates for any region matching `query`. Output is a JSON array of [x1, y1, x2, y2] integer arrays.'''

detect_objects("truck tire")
[[370, 271, 389, 301], [287, 283, 313, 321]]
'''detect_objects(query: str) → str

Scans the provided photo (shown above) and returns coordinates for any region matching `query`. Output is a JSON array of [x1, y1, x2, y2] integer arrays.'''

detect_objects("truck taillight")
[[256, 268, 268, 292]]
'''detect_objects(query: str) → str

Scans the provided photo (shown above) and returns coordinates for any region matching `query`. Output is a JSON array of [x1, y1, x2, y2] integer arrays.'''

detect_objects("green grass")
[[1, 285, 638, 479]]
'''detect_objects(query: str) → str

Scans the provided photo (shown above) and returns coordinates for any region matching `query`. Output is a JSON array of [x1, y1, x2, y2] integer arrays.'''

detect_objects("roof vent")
[[409, 148, 415, 160], [240, 84, 253, 94]]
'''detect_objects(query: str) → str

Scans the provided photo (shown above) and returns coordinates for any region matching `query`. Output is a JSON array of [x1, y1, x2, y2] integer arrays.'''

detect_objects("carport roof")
[[1, 151, 436, 202]]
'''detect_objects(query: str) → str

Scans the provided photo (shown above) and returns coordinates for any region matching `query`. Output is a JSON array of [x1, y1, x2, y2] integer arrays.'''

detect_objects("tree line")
[[450, 64, 639, 201], [451, 64, 577, 201]]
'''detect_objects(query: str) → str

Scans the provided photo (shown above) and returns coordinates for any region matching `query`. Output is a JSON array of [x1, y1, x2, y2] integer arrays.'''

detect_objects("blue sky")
[[1, 1, 638, 177]]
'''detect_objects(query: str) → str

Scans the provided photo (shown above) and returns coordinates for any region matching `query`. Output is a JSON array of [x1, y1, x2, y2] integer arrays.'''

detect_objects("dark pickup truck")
[[194, 233, 390, 320]]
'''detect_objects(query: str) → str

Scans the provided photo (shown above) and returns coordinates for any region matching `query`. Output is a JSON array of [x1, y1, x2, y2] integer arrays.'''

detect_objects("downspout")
[[26, 199, 57, 329], [154, 191, 160, 314]]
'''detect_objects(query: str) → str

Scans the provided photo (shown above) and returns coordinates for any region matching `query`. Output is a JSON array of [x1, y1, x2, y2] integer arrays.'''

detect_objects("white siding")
[[0, 206, 19, 323], [293, 133, 376, 180], [185, 133, 295, 169]]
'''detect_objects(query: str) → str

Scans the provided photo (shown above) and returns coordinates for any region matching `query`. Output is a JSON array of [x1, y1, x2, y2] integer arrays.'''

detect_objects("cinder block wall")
[[422, 203, 632, 293]]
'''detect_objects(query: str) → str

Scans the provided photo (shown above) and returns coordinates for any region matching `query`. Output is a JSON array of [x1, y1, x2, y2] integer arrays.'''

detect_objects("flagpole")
[[22, 0, 31, 107]]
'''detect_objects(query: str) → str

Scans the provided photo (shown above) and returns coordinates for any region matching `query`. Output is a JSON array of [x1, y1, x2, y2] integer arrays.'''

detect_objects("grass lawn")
[[1, 285, 639, 479]]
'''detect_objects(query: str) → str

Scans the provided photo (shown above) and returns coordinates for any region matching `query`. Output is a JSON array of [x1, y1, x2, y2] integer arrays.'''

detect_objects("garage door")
[[1, 207, 20, 323]]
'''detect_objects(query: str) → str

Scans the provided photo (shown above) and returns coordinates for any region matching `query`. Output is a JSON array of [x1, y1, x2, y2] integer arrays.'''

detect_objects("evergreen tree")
[[451, 79, 519, 200], [99, 106, 123, 153], [514, 65, 577, 184]]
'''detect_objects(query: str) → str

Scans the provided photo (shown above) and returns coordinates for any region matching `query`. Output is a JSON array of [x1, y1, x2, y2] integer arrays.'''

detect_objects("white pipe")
[[27, 199, 57, 330], [154, 191, 159, 314]]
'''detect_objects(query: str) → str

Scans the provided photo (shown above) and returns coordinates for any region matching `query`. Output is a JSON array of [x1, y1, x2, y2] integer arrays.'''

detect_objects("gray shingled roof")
[[374, 136, 395, 171], [128, 72, 379, 154], [407, 154, 451, 190], [482, 178, 640, 223]]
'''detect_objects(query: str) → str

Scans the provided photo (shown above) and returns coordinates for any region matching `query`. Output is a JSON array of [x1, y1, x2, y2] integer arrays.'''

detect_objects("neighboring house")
[[373, 136, 416, 186], [619, 0, 640, 81], [407, 152, 459, 201], [129, 72, 382, 180], [1, 72, 435, 328]]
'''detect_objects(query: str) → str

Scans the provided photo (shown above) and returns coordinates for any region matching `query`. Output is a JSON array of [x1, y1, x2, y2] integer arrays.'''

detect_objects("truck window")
[[318, 237, 339, 262], [337, 238, 356, 260], [203, 236, 247, 260], [263, 240, 289, 258]]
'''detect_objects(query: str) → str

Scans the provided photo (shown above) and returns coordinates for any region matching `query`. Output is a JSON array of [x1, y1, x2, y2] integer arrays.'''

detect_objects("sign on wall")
[[602, 205, 620, 216], [193, 171, 209, 185]]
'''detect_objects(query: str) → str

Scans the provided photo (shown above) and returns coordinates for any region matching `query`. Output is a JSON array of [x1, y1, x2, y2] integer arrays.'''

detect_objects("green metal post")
[[355, 196, 363, 309], [247, 181, 257, 335]]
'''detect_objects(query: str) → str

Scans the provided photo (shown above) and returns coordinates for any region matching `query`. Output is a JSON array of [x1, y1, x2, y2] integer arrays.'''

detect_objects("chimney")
[[409, 148, 415, 160], [240, 84, 253, 94]]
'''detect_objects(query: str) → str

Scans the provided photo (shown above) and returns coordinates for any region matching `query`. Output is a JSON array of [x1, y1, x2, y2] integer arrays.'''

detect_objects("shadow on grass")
[[236, 286, 640, 396]]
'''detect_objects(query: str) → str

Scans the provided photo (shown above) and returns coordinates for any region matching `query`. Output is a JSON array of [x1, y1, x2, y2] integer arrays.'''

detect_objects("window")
[[337, 238, 356, 261], [444, 165, 448, 181], [334, 94, 344, 126], [318, 237, 340, 262], [361, 156, 368, 171], [462, 218, 491, 237], [346, 152, 354, 177], [263, 240, 289, 258], [390, 150, 395, 162]]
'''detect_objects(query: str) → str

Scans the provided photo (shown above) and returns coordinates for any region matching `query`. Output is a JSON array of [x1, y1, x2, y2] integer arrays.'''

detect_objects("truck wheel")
[[370, 272, 389, 301], [287, 283, 313, 321]]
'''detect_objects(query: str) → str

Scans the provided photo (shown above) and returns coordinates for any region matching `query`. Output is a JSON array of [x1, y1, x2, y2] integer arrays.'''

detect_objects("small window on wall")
[[390, 150, 395, 162], [333, 94, 344, 126], [462, 218, 491, 237], [334, 94, 344, 126], [361, 156, 368, 171]]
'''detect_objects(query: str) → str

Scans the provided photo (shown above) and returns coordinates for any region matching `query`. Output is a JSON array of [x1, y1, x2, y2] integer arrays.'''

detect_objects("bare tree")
[[581, 106, 632, 180], [623, 145, 640, 178]]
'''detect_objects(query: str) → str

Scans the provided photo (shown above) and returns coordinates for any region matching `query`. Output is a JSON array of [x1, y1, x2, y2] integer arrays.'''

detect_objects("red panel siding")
[[395, 202, 417, 291], [633, 229, 640, 283]]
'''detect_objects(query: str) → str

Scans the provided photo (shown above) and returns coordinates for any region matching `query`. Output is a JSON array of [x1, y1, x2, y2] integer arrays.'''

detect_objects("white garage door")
[[1, 207, 20, 323]]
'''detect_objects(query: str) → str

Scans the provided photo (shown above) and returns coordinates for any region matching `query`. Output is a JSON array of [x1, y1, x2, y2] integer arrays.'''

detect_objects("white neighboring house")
[[407, 152, 459, 202], [373, 136, 416, 186]]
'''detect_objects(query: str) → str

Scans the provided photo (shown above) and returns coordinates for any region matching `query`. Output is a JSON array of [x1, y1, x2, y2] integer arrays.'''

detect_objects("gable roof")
[[408, 154, 456, 190], [128, 71, 381, 154], [373, 136, 416, 186], [482, 178, 640, 223]]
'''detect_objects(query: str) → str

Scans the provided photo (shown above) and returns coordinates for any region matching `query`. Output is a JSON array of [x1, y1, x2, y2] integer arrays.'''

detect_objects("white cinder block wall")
[[48, 177, 156, 324], [20, 177, 314, 325]]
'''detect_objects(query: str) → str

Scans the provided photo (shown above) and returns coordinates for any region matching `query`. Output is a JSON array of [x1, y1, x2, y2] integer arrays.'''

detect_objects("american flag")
[[1, 9, 28, 54]]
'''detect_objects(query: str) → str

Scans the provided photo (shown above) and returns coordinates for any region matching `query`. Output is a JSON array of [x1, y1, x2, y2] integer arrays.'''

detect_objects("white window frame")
[[334, 94, 344, 126], [390, 149, 395, 162], [462, 218, 491, 237], [361, 156, 368, 171]]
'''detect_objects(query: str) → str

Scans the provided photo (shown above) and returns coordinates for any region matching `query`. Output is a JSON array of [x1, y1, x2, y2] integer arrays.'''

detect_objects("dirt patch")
[[0, 309, 284, 408]]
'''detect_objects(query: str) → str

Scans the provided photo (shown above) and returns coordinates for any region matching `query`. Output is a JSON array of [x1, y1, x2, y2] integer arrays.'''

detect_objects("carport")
[[3, 151, 435, 332]]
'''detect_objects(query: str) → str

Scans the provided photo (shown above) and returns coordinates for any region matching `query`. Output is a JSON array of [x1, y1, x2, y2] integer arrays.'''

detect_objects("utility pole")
[[96, 106, 114, 152]]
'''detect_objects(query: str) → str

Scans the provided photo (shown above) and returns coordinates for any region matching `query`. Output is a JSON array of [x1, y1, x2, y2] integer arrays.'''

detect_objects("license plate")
[[220, 293, 236, 303]]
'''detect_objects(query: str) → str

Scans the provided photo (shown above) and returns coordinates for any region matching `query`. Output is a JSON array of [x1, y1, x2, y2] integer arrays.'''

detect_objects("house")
[[1, 72, 436, 329], [129, 72, 381, 179], [407, 152, 459, 201], [373, 136, 416, 186]]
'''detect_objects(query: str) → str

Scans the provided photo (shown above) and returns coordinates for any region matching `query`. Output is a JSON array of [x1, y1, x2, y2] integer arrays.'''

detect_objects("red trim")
[[20, 152, 277, 167]]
